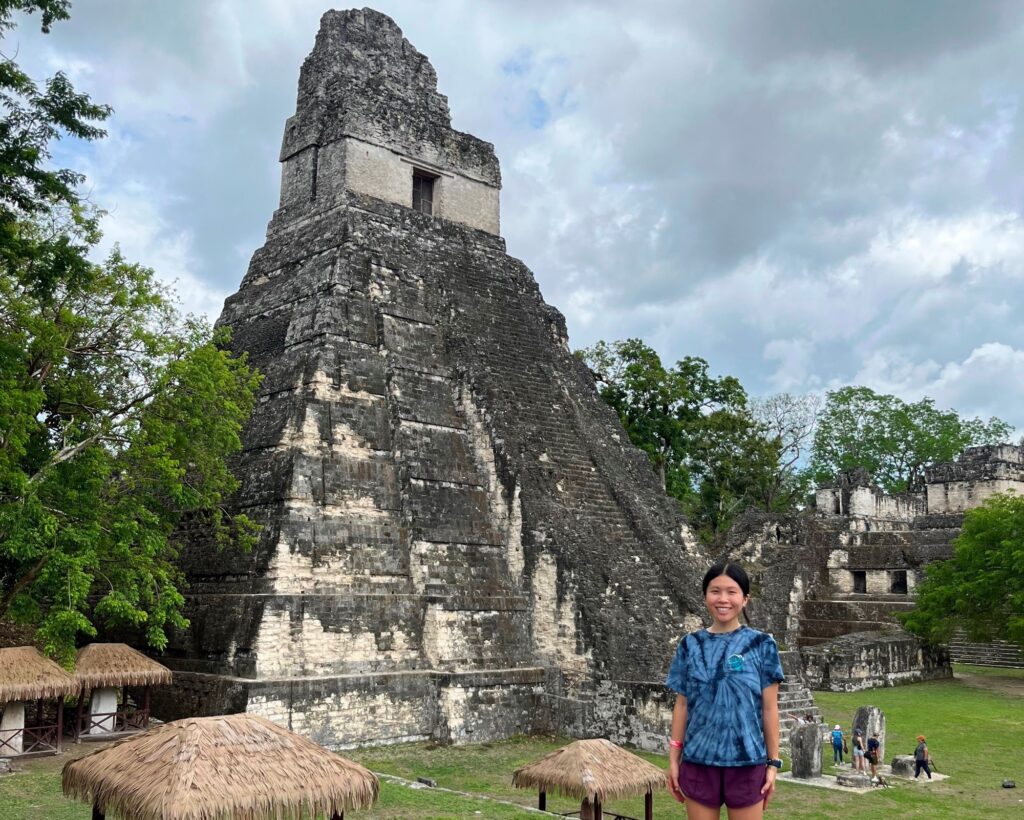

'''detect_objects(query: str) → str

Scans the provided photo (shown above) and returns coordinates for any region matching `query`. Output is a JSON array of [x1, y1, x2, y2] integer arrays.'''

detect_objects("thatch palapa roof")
[[512, 738, 665, 802], [62, 713, 379, 820], [73, 643, 173, 692], [0, 646, 78, 703]]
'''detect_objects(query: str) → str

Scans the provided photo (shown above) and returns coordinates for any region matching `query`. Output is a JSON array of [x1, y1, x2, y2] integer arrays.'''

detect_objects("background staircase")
[[949, 633, 1024, 668], [777, 650, 823, 747]]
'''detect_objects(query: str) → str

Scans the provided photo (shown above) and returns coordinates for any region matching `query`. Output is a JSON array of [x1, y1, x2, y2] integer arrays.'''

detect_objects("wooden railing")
[[0, 723, 61, 756], [76, 707, 149, 737]]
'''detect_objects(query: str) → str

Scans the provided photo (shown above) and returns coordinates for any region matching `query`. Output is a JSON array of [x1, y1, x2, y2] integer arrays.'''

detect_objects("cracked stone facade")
[[155, 7, 713, 749], [726, 444, 1024, 691]]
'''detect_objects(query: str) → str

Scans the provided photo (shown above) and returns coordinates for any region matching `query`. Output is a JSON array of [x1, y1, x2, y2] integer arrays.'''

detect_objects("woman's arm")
[[667, 694, 688, 804], [761, 683, 780, 807]]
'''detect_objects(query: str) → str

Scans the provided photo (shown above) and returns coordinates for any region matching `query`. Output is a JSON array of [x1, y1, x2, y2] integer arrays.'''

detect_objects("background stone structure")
[[156, 7, 728, 750], [729, 444, 1024, 691]]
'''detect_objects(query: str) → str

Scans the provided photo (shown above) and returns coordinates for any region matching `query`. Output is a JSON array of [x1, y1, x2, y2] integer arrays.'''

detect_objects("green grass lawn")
[[2, 666, 1021, 819]]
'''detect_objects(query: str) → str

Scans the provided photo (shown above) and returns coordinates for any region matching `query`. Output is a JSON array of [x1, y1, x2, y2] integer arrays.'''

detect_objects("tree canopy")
[[901, 492, 1024, 651], [809, 386, 1012, 494], [0, 1, 260, 663], [578, 338, 793, 541]]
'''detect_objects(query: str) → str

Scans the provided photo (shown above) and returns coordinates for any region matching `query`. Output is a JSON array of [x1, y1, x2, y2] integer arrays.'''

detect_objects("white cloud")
[[92, 180, 227, 322], [8, 0, 1024, 430], [849, 343, 1024, 434]]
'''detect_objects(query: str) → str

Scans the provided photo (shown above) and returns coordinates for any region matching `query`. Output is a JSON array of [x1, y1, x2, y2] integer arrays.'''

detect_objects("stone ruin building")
[[155, 6, 747, 750], [138, 7, 1023, 750], [732, 444, 1024, 692]]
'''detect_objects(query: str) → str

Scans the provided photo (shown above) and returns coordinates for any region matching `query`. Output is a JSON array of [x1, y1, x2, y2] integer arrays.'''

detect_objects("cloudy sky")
[[12, 0, 1024, 429]]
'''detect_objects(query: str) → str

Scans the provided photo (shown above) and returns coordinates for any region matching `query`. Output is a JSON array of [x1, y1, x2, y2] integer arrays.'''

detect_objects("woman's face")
[[704, 573, 748, 628]]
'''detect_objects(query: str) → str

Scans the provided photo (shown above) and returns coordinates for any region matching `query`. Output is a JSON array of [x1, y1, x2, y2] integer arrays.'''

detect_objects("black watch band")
[[767, 758, 783, 768]]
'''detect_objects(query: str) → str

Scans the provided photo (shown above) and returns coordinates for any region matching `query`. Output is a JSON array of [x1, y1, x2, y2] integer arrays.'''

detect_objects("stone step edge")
[[168, 667, 548, 687], [184, 592, 531, 611]]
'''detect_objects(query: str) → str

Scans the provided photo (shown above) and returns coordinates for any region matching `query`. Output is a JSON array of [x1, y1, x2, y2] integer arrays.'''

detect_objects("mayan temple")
[[157, 7, 718, 748]]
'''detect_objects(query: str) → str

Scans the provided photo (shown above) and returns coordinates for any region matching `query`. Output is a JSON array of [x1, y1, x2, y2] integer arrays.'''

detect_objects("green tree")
[[685, 407, 784, 539], [0, 2, 261, 663], [0, 223, 261, 664], [810, 386, 1012, 493], [578, 339, 784, 540], [750, 392, 821, 512], [0, 1, 110, 221], [901, 492, 1024, 651]]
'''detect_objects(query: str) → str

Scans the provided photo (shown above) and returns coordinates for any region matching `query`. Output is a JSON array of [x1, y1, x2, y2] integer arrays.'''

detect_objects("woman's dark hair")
[[702, 561, 752, 624], [701, 561, 750, 596]]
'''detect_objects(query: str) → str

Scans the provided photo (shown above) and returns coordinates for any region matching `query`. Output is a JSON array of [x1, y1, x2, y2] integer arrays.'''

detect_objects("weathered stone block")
[[790, 724, 823, 779], [891, 755, 916, 778], [836, 771, 871, 788], [852, 705, 885, 764]]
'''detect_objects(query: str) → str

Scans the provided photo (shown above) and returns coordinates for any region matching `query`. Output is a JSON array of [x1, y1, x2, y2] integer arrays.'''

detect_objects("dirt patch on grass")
[[4, 738, 116, 777], [953, 670, 1024, 698]]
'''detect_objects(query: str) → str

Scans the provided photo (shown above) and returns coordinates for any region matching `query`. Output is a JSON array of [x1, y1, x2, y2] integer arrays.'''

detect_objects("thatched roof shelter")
[[62, 713, 379, 820], [73, 643, 173, 693], [0, 646, 78, 703], [512, 738, 664, 802]]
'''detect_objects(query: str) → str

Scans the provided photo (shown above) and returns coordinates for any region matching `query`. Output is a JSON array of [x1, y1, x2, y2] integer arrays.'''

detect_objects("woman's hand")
[[761, 765, 777, 808], [667, 759, 686, 804]]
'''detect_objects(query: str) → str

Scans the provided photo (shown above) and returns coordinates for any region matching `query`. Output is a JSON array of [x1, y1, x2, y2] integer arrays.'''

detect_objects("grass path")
[[1, 666, 1021, 818]]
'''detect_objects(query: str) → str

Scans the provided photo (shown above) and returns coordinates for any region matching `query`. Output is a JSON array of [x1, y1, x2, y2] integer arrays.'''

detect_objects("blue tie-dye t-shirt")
[[665, 626, 785, 767]]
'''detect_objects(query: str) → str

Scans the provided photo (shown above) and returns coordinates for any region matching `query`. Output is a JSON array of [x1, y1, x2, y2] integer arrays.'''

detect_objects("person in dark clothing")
[[867, 732, 881, 780], [914, 735, 932, 779]]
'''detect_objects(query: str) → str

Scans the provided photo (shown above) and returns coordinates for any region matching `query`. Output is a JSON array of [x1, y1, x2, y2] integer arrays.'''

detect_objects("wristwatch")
[[766, 758, 783, 769]]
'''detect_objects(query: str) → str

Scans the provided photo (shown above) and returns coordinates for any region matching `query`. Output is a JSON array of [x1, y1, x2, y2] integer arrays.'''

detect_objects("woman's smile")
[[705, 575, 748, 630]]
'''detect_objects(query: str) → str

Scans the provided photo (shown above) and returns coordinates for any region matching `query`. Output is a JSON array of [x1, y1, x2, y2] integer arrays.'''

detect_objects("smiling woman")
[[665, 562, 785, 820]]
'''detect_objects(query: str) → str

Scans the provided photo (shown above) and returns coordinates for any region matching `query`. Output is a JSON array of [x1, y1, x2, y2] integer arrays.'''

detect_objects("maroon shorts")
[[678, 760, 766, 809]]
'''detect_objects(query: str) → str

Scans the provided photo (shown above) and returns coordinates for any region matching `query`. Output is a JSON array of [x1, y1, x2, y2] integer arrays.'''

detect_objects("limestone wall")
[[161, 7, 708, 749], [926, 478, 1024, 514], [289, 137, 500, 235], [801, 631, 951, 692]]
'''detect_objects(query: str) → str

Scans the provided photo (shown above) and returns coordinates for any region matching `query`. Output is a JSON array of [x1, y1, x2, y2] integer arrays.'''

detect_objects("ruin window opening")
[[852, 570, 866, 594], [412, 170, 437, 215], [889, 570, 908, 595]]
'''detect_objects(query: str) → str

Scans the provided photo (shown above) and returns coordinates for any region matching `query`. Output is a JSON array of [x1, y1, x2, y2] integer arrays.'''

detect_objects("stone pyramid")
[[160, 7, 708, 748]]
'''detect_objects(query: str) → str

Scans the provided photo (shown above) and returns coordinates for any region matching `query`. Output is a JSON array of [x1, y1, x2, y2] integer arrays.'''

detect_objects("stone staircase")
[[949, 634, 1024, 668], [797, 595, 916, 647], [777, 651, 823, 748]]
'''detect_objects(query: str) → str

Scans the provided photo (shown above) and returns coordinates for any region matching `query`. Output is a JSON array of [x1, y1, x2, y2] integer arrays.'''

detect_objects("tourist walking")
[[852, 730, 866, 772], [914, 735, 932, 779], [831, 725, 845, 765], [867, 732, 881, 780], [665, 561, 786, 819]]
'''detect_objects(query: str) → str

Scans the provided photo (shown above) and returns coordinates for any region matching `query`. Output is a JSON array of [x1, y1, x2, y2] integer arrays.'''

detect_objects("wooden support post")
[[143, 686, 151, 728], [538, 790, 546, 810], [92, 804, 104, 819], [56, 696, 63, 752], [645, 788, 653, 820], [581, 796, 603, 820], [75, 691, 85, 743]]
